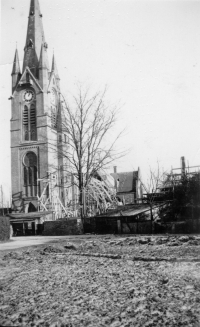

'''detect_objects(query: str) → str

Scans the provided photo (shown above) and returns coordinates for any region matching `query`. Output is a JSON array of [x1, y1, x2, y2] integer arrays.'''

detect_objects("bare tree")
[[139, 164, 168, 222], [51, 85, 125, 218]]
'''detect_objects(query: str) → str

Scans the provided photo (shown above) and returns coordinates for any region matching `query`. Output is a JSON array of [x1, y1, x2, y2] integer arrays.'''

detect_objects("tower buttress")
[[38, 43, 49, 91], [11, 49, 21, 92]]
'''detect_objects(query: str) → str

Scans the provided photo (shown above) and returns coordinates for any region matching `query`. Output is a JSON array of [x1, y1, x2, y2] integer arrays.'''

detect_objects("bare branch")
[[49, 84, 126, 217]]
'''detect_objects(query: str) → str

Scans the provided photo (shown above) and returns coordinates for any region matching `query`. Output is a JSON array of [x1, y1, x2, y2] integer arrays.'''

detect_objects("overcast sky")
[[1, 0, 200, 202]]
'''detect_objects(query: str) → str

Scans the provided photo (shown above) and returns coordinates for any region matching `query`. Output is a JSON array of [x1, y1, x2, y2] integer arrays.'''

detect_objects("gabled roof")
[[111, 171, 138, 193], [12, 66, 43, 96]]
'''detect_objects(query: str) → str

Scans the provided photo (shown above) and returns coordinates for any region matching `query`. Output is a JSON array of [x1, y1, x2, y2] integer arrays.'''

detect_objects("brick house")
[[111, 167, 143, 204]]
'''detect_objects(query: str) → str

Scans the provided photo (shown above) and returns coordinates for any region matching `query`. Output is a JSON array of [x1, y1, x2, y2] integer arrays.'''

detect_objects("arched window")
[[23, 152, 38, 197], [51, 106, 57, 129], [23, 106, 29, 140], [23, 99, 37, 141], [30, 104, 37, 140], [24, 166, 28, 196]]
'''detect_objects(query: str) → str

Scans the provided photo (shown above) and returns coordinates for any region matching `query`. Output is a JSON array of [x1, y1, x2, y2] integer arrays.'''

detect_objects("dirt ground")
[[0, 234, 200, 327]]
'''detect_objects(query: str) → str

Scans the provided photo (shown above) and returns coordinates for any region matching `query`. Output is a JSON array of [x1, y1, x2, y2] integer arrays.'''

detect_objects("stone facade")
[[10, 0, 70, 216]]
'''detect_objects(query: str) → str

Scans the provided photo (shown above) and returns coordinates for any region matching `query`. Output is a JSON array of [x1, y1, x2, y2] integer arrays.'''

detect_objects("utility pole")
[[0, 185, 4, 215]]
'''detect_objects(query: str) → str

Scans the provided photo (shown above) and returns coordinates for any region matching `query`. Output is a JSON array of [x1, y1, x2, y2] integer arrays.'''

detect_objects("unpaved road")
[[0, 236, 76, 252], [0, 235, 105, 252], [0, 235, 200, 327]]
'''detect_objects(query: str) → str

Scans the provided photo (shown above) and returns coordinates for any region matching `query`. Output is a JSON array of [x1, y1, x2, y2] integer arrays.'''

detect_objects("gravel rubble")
[[0, 235, 200, 327]]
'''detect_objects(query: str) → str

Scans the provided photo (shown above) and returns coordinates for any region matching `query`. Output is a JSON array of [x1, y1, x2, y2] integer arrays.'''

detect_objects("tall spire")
[[23, 0, 48, 77], [11, 49, 21, 91], [51, 54, 60, 79], [11, 49, 21, 75]]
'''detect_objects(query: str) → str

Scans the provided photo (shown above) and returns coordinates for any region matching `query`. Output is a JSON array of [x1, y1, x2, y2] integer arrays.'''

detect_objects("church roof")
[[111, 171, 139, 193], [23, 0, 47, 75], [12, 66, 43, 96]]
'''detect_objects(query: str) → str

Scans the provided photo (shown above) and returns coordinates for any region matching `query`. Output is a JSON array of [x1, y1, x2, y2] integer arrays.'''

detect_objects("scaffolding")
[[37, 171, 120, 219], [83, 175, 118, 216], [37, 174, 73, 219], [160, 157, 200, 192]]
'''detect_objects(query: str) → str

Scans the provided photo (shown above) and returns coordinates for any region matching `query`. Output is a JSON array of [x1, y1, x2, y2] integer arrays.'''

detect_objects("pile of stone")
[[102, 235, 200, 247]]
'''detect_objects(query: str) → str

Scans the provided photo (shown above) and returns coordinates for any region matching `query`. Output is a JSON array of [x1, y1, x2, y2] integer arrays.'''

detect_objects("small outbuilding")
[[7, 211, 53, 236]]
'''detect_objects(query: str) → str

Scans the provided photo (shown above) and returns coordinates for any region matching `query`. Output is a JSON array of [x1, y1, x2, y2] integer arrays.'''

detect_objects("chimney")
[[181, 156, 186, 177]]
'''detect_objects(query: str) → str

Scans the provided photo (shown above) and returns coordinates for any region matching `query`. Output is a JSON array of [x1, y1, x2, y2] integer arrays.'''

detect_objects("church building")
[[10, 0, 72, 220]]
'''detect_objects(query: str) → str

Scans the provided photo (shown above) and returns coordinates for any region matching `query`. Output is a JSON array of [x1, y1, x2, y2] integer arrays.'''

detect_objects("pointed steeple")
[[51, 54, 60, 80], [11, 49, 21, 75], [39, 43, 49, 70], [11, 49, 21, 91], [23, 0, 48, 78]]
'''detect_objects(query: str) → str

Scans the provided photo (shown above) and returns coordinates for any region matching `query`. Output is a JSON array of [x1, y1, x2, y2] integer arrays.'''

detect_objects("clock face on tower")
[[50, 89, 57, 105], [24, 89, 35, 103]]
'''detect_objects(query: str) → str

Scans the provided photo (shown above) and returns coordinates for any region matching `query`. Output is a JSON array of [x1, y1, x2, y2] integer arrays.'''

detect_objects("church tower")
[[10, 0, 66, 215]]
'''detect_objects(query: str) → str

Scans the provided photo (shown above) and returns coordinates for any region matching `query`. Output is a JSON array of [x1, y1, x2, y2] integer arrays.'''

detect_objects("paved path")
[[0, 234, 108, 251], [0, 236, 76, 251]]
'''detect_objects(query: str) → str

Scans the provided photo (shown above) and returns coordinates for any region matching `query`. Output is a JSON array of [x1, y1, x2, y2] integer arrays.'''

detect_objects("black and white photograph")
[[0, 0, 200, 326]]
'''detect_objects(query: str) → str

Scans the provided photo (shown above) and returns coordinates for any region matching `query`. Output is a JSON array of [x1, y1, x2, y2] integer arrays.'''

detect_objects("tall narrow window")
[[23, 152, 38, 197], [33, 166, 37, 184], [23, 106, 29, 140], [30, 104, 37, 140], [24, 166, 28, 196], [33, 166, 37, 195], [28, 167, 32, 185], [51, 107, 57, 129], [23, 99, 37, 141], [29, 167, 33, 196]]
